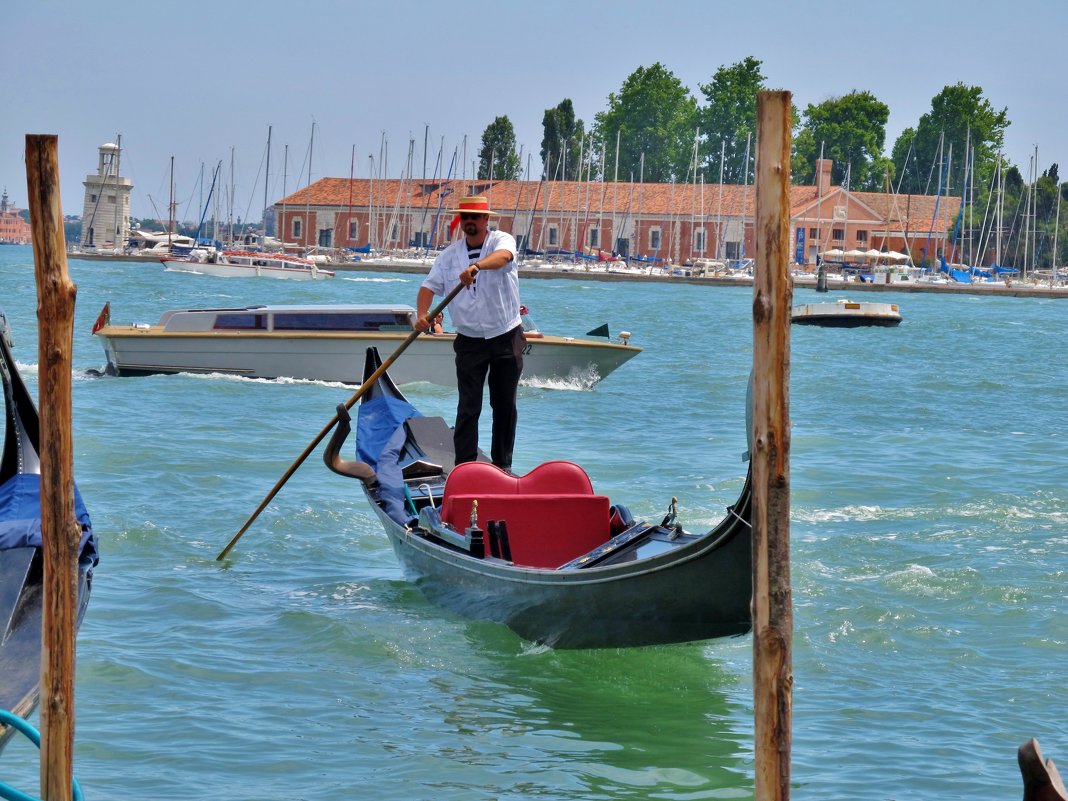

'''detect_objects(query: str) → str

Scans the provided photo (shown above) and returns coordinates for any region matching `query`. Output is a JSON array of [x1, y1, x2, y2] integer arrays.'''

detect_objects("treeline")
[[476, 58, 1067, 269]]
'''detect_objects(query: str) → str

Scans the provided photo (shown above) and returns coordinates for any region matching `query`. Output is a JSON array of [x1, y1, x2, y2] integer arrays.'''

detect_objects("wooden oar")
[[216, 281, 466, 561]]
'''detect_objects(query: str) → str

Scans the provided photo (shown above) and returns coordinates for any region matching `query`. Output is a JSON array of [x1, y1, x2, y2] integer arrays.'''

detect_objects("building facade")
[[274, 159, 960, 266], [0, 189, 31, 244], [81, 142, 133, 250]]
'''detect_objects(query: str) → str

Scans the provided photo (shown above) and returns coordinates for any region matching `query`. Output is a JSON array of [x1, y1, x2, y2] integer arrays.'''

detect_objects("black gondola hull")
[[370, 486, 752, 648]]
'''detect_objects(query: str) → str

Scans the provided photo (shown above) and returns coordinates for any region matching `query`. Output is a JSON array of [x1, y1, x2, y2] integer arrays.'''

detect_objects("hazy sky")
[[4, 0, 1065, 222]]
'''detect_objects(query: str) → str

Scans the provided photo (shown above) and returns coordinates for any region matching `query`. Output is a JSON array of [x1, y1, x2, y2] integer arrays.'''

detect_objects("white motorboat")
[[91, 304, 640, 387], [162, 249, 334, 280], [791, 299, 902, 327]]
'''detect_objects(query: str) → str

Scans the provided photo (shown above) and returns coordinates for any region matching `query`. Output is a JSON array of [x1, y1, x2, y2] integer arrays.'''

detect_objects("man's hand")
[[413, 315, 431, 332], [459, 264, 479, 287]]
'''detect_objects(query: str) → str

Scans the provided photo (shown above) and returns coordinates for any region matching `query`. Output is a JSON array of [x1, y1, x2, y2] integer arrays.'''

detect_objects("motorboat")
[[162, 249, 334, 280], [91, 303, 641, 387], [791, 298, 902, 327]]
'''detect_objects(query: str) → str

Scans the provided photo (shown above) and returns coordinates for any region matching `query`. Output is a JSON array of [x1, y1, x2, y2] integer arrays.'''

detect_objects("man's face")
[[460, 212, 489, 238]]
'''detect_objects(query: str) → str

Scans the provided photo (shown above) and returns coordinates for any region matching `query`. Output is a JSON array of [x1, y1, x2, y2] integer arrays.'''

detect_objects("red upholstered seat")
[[441, 461, 611, 569]]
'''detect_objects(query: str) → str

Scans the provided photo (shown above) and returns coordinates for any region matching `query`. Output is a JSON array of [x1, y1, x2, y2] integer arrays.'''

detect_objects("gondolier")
[[414, 195, 522, 472]]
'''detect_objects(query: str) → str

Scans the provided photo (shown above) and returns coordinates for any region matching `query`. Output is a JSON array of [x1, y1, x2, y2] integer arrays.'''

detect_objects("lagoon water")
[[1, 244, 1065, 800]]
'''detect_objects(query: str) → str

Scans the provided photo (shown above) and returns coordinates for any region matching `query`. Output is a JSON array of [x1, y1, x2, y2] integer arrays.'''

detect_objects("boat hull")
[[366, 475, 752, 649], [96, 330, 641, 387], [0, 549, 93, 752], [161, 259, 333, 280], [791, 300, 902, 327]]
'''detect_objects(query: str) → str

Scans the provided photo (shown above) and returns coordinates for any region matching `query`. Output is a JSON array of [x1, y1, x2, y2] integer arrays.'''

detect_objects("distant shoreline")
[[67, 250, 1068, 300]]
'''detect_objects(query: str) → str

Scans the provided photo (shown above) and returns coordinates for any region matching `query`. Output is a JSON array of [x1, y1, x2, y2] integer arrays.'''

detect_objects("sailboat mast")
[[738, 132, 752, 263], [637, 152, 645, 258], [1052, 182, 1061, 285], [280, 146, 288, 250], [167, 155, 174, 249], [263, 125, 272, 245], [304, 121, 315, 251], [227, 147, 235, 246], [612, 129, 620, 253], [716, 139, 725, 260], [1032, 145, 1039, 278], [347, 145, 356, 247], [996, 156, 1003, 268]]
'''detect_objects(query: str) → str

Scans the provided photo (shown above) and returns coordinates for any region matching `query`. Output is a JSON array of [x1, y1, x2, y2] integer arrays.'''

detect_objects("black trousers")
[[453, 325, 524, 469]]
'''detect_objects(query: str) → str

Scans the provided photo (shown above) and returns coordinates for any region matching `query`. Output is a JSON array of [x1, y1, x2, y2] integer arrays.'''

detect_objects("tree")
[[477, 116, 521, 180], [793, 91, 891, 191], [697, 57, 765, 185], [890, 83, 1009, 196], [593, 63, 698, 183], [540, 100, 584, 181]]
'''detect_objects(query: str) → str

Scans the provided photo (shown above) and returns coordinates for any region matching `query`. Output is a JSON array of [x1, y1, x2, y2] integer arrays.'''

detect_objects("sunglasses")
[[459, 213, 485, 221]]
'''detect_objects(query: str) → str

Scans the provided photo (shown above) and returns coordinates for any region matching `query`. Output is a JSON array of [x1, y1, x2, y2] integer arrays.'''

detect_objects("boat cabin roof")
[[157, 304, 416, 333]]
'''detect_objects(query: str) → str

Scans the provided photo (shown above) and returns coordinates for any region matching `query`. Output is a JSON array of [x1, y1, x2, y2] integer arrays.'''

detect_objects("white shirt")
[[422, 228, 520, 338]]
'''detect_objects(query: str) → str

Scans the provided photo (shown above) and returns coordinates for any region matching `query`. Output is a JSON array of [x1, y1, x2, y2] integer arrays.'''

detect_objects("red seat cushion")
[[441, 462, 610, 568]]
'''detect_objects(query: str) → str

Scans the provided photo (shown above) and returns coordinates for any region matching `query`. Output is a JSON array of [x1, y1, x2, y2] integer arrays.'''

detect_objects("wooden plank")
[[26, 133, 79, 801], [751, 91, 794, 801]]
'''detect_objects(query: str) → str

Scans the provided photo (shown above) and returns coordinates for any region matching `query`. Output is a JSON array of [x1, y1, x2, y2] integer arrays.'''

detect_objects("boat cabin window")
[[270, 311, 413, 331], [213, 313, 267, 331]]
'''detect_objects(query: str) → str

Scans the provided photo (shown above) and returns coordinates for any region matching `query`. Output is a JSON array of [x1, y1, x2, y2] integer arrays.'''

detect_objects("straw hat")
[[447, 195, 499, 216]]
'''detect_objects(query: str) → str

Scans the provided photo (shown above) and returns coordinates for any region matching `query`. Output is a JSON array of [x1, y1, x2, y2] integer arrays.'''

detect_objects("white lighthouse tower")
[[81, 140, 133, 250]]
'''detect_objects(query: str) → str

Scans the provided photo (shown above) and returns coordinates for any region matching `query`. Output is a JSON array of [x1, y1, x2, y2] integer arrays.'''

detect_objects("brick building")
[[0, 189, 31, 244], [274, 159, 960, 266]]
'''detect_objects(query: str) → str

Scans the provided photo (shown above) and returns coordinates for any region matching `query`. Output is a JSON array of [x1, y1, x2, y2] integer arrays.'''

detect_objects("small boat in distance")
[[318, 348, 752, 648], [0, 311, 98, 753], [791, 298, 902, 328], [91, 303, 641, 388], [162, 249, 335, 280]]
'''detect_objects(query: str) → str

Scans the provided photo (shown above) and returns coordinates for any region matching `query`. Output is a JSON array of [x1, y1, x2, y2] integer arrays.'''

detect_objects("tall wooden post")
[[25, 134, 80, 801], [751, 92, 793, 801]]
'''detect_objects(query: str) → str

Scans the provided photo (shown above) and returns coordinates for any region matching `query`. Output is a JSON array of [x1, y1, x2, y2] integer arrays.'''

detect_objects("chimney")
[[815, 159, 834, 194]]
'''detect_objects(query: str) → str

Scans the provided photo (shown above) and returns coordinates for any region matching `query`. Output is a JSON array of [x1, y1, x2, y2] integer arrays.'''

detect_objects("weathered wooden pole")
[[751, 91, 794, 801], [26, 134, 80, 801]]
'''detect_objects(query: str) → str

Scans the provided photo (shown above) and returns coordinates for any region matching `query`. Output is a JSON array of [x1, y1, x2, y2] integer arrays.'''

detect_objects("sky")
[[3, 0, 1066, 223]]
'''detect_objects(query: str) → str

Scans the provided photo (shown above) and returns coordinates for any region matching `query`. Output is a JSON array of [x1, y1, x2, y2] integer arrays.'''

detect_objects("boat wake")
[[520, 365, 602, 391], [15, 360, 99, 383], [177, 371, 357, 390], [338, 276, 411, 283]]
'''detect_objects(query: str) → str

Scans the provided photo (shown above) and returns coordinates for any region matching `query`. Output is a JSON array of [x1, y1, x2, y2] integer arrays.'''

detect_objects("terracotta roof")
[[278, 178, 954, 227]]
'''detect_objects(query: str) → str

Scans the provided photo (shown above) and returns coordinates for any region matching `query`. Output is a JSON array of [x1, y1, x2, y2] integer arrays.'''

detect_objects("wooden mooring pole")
[[752, 91, 794, 801], [25, 134, 80, 801]]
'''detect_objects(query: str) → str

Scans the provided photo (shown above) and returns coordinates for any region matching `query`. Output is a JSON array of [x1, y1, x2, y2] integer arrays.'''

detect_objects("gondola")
[[0, 311, 97, 753], [324, 348, 752, 649]]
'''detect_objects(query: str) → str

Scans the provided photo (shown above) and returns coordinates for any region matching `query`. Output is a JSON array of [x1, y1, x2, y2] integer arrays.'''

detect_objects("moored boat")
[[0, 312, 98, 752], [318, 348, 752, 648], [162, 249, 334, 280], [791, 298, 902, 327], [91, 303, 641, 387]]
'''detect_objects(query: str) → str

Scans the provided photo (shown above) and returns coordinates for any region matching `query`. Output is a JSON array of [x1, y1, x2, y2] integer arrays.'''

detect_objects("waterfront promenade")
[[69, 250, 1068, 299]]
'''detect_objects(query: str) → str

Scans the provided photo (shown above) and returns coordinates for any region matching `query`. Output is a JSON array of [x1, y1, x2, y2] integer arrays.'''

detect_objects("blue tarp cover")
[[0, 473, 98, 564], [356, 394, 421, 470], [356, 391, 423, 525]]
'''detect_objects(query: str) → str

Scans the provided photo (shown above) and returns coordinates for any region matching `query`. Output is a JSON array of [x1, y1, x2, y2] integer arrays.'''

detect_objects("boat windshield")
[[213, 313, 267, 330], [270, 311, 413, 332]]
